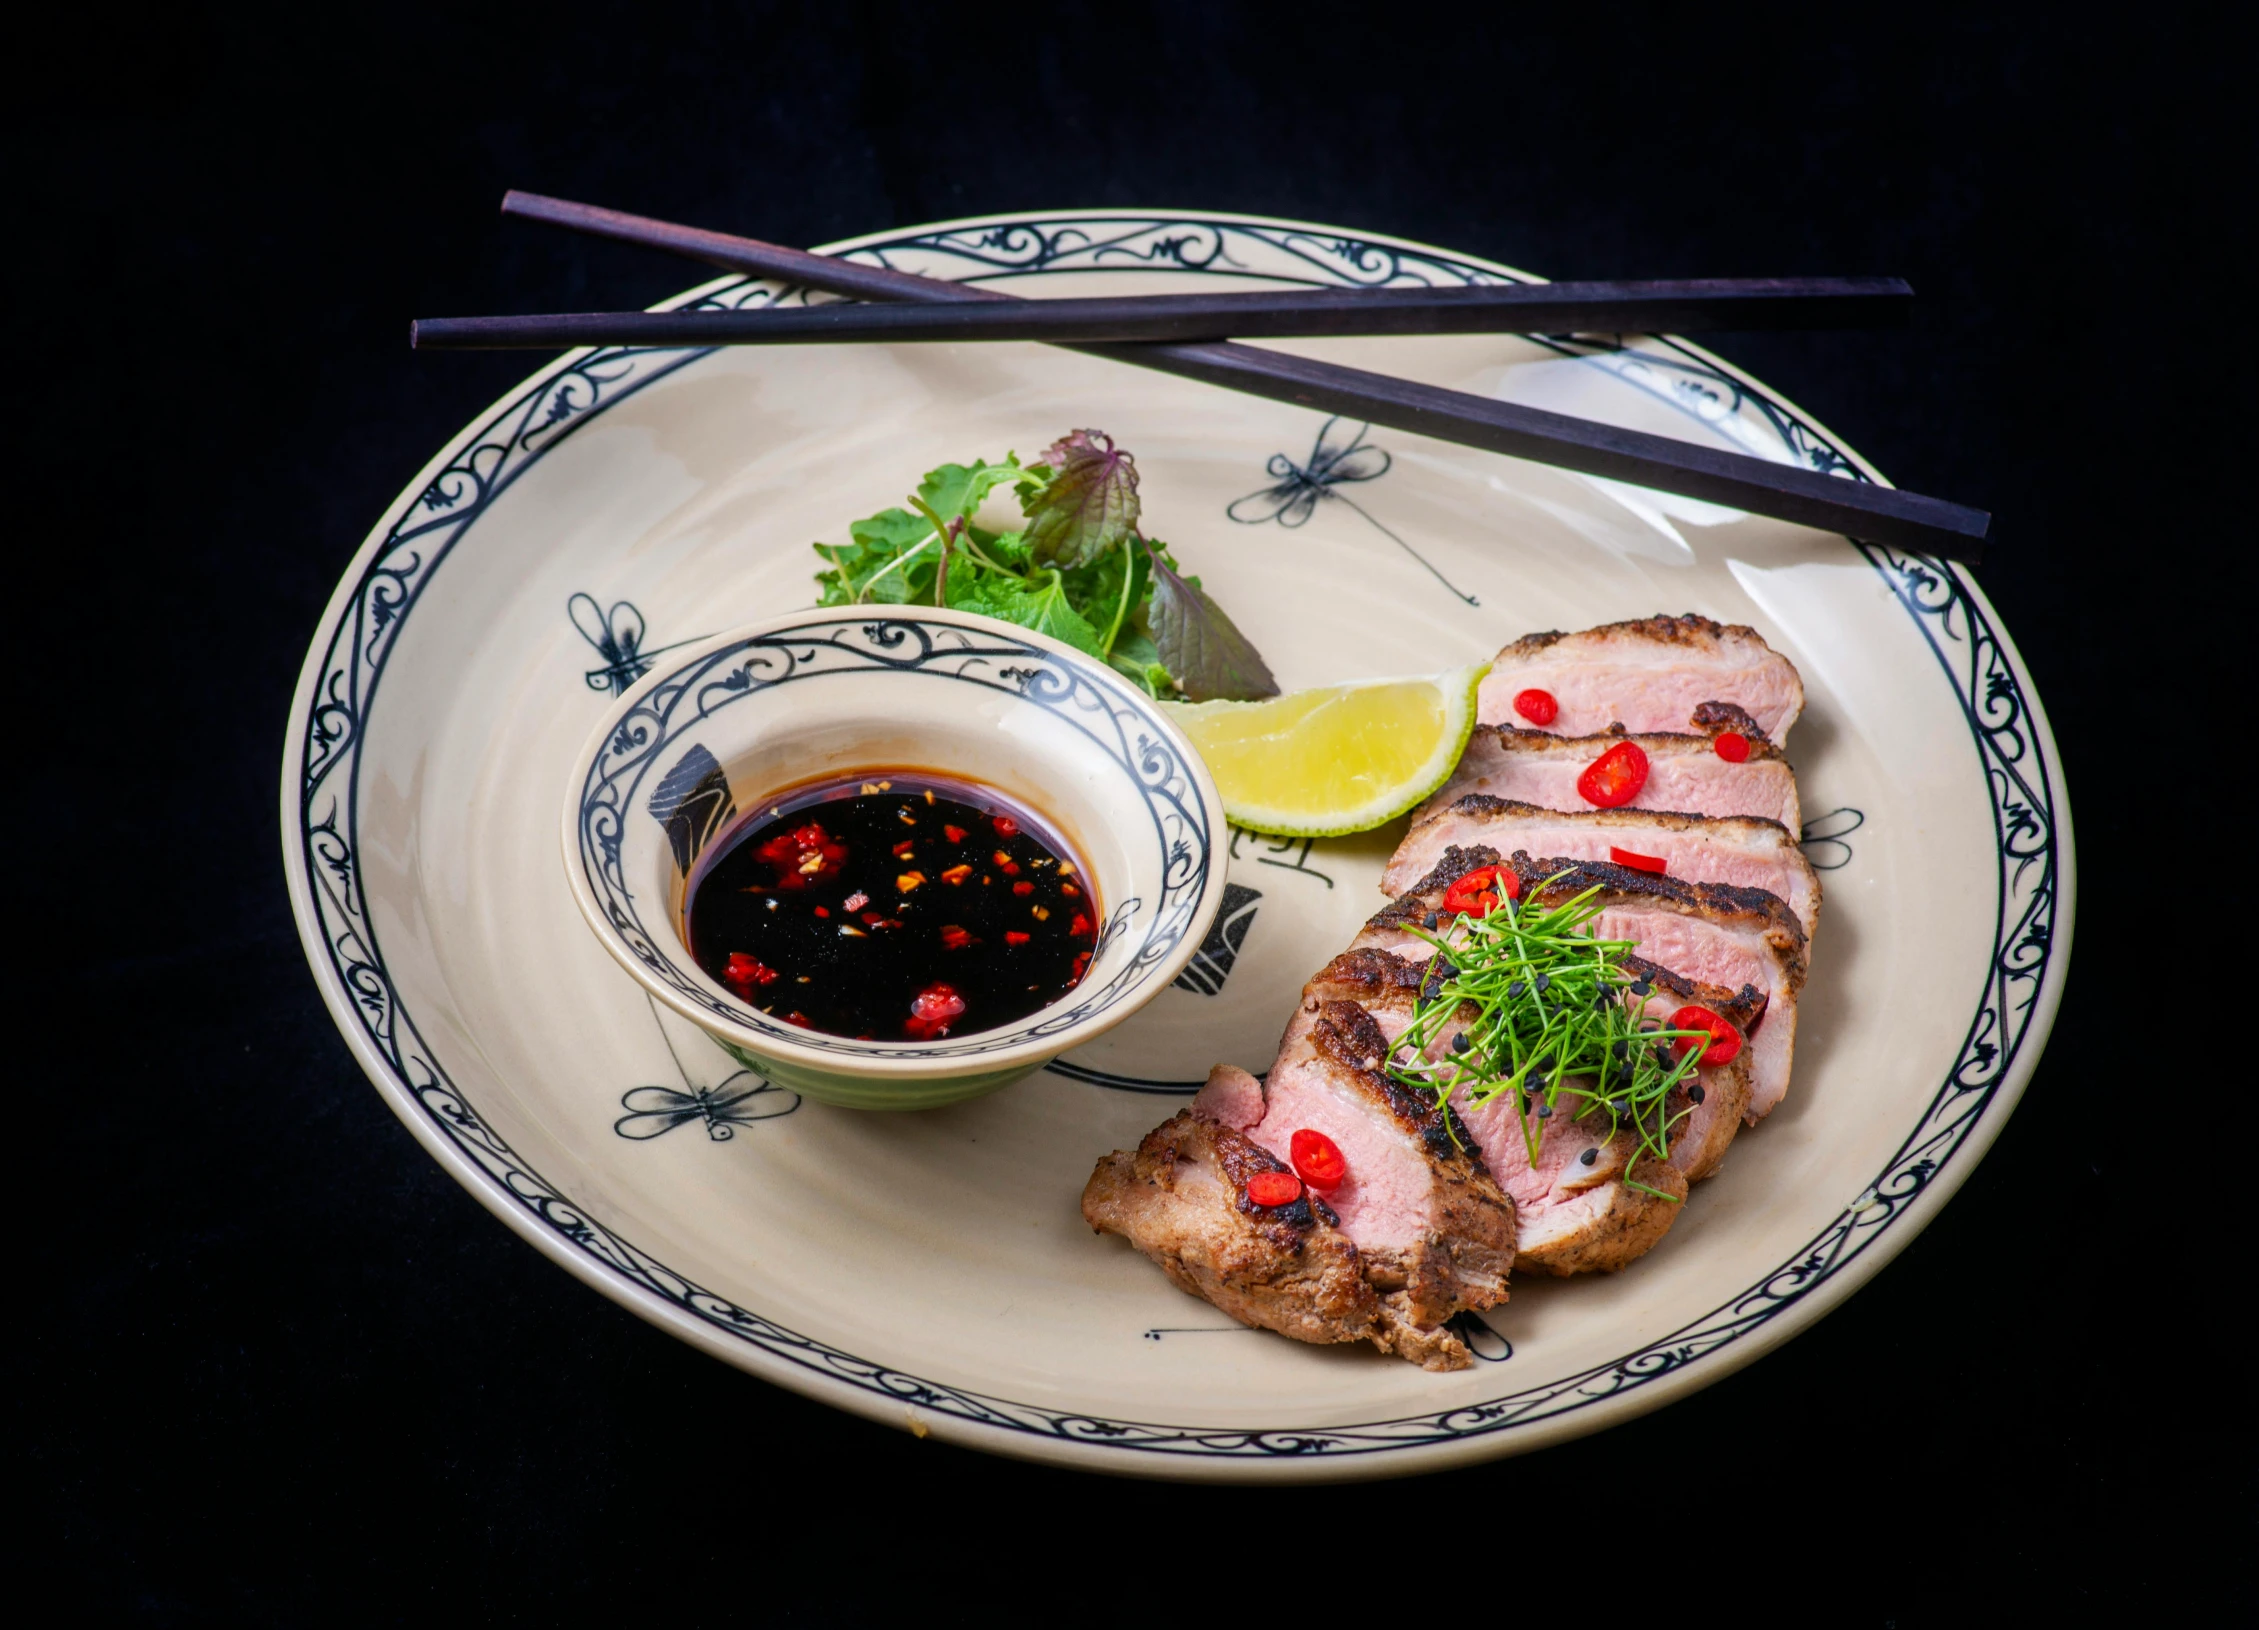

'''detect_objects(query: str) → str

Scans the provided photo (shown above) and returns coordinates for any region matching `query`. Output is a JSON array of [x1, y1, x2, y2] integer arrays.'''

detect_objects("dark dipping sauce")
[[684, 771, 1097, 1042]]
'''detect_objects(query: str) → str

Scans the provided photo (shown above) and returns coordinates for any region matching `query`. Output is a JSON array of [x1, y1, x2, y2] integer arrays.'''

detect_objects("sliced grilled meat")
[[1388, 795, 1821, 937], [1288, 949, 1691, 1275], [1478, 613, 1805, 740], [1082, 1110, 1391, 1353], [1417, 717, 1802, 831], [1196, 995, 1518, 1335], [1364, 846, 1807, 1123]]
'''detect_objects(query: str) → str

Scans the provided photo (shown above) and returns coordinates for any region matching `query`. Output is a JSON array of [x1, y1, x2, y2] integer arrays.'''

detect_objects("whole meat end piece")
[[1082, 1110, 1388, 1352], [1477, 614, 1806, 741]]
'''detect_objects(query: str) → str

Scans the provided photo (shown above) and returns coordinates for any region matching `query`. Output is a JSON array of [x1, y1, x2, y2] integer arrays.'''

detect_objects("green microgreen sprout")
[[1384, 871, 1717, 1200]]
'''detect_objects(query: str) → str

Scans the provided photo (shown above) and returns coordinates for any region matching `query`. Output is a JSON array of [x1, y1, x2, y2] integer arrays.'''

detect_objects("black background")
[[22, 4, 2248, 1620]]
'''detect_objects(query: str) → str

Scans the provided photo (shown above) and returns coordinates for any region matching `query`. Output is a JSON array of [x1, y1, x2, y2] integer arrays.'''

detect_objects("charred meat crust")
[[1690, 700, 1767, 737], [1415, 792, 1797, 842], [1307, 946, 1428, 998], [1509, 850, 1806, 967], [1497, 613, 1753, 659], [1489, 718, 1786, 759], [1307, 1000, 1484, 1168], [1621, 954, 1766, 1032]]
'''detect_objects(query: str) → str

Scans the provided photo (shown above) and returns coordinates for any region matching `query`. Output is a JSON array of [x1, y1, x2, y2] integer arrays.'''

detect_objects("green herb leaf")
[[1023, 430, 1140, 569], [917, 458, 1028, 527], [813, 507, 940, 606], [945, 568, 1105, 658], [1143, 538, 1278, 701]]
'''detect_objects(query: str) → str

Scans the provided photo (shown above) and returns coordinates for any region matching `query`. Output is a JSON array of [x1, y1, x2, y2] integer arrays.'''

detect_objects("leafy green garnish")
[[1386, 873, 1717, 1200], [1025, 430, 1141, 569], [811, 429, 1277, 702], [1144, 542, 1278, 702]]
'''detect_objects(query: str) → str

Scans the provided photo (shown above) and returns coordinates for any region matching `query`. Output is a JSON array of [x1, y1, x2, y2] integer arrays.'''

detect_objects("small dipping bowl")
[[562, 606, 1229, 1109]]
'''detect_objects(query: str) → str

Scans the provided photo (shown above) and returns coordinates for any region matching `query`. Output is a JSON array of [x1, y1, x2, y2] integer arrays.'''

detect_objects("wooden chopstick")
[[413, 277, 1914, 350], [492, 191, 1988, 562]]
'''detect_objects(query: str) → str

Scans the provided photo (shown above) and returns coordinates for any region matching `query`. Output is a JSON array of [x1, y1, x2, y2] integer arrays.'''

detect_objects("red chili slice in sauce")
[[1245, 1170, 1304, 1207], [1669, 1004, 1742, 1068], [1577, 741, 1650, 808], [1714, 731, 1751, 763], [1290, 1129, 1348, 1190], [903, 981, 968, 1040], [722, 951, 779, 991], [1513, 688, 1559, 726], [1609, 846, 1667, 875], [757, 821, 848, 889], [1441, 863, 1521, 918]]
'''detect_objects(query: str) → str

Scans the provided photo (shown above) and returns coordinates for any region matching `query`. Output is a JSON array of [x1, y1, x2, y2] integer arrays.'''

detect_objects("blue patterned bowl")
[[561, 606, 1229, 1109]]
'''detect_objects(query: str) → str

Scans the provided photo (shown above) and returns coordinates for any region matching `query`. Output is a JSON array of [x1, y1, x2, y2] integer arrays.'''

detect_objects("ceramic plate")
[[283, 210, 2072, 1479]]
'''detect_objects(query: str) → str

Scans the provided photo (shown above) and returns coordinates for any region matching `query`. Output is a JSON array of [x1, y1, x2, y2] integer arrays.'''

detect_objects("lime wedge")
[[1169, 666, 1488, 837]]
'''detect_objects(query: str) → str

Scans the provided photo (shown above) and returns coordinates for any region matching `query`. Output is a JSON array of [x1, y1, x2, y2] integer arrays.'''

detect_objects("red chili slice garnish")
[[939, 925, 973, 949], [1609, 846, 1667, 875], [1512, 688, 1559, 726], [1441, 863, 1521, 918], [991, 815, 1019, 838], [1245, 1170, 1304, 1207], [1069, 914, 1092, 938], [1289, 1129, 1348, 1190], [1012, 880, 1035, 896], [1577, 741, 1650, 808], [943, 824, 968, 843], [1004, 931, 1031, 947], [1669, 1004, 1742, 1068], [1714, 731, 1750, 763]]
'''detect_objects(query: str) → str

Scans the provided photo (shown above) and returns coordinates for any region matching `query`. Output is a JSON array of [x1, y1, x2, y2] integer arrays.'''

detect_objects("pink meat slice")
[[1478, 613, 1805, 741], [1196, 992, 1517, 1329], [1417, 716, 1803, 832], [1386, 795, 1821, 937]]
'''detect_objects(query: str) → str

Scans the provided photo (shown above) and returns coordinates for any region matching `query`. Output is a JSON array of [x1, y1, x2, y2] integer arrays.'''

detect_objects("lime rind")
[[1169, 664, 1489, 838]]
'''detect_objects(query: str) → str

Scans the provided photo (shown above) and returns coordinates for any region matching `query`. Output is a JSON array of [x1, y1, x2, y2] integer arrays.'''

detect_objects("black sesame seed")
[[1450, 1033, 1471, 1054], [1506, 981, 1525, 999], [1537, 1103, 1553, 1119], [1610, 1098, 1628, 1114], [1534, 974, 1550, 992], [1631, 979, 1652, 997], [1423, 912, 1439, 930], [1579, 1147, 1598, 1166], [1688, 1084, 1707, 1104]]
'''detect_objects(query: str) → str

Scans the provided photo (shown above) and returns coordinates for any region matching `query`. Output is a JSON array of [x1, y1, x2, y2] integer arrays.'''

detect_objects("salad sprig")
[[812, 429, 1277, 702], [1385, 873, 1715, 1199]]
